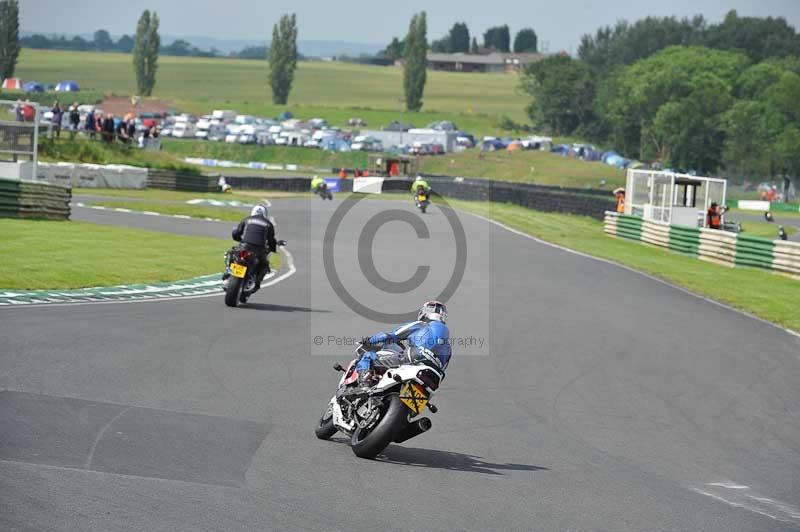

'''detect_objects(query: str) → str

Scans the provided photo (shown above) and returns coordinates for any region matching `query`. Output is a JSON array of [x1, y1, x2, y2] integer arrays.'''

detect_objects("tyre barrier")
[[604, 211, 800, 279], [222, 175, 615, 220], [146, 170, 218, 192], [0, 177, 71, 220]]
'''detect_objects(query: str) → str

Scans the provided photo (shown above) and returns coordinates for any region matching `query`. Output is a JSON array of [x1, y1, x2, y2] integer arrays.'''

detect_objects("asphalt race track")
[[1, 197, 799, 531]]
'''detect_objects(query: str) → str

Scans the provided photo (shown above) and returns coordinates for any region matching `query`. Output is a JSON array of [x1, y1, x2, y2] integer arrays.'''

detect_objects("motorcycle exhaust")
[[394, 417, 432, 443]]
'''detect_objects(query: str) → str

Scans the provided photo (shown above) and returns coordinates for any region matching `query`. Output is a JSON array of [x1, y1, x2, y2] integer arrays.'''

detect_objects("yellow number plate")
[[231, 263, 247, 278], [400, 382, 429, 414], [418, 194, 427, 202]]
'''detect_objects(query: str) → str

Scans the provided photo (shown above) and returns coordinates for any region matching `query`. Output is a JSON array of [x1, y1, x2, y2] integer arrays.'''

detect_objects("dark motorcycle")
[[414, 186, 430, 213], [222, 241, 286, 307], [315, 183, 333, 201]]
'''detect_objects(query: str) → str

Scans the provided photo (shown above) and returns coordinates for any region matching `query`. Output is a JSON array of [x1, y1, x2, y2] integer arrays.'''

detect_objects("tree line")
[[522, 10, 800, 183], [382, 22, 538, 60], [20, 30, 268, 59]]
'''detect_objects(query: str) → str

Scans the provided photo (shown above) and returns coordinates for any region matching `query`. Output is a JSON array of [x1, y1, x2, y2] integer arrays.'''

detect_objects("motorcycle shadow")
[[330, 438, 548, 475], [238, 303, 332, 313], [378, 446, 549, 476]]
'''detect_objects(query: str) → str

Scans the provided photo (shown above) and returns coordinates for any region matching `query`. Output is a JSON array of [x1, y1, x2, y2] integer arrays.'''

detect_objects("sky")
[[20, 0, 800, 53]]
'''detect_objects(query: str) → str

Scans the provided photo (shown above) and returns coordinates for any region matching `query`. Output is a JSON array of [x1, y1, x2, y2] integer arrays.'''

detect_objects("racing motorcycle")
[[222, 241, 286, 307], [315, 182, 333, 201], [315, 342, 444, 459], [414, 186, 429, 213]]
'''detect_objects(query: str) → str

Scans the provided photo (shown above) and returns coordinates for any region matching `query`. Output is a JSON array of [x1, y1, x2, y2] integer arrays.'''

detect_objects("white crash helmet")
[[418, 300, 447, 323], [251, 205, 268, 218]]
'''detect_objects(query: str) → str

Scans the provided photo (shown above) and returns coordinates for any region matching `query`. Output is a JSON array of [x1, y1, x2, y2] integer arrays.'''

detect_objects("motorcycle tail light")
[[238, 249, 252, 260], [417, 369, 440, 391]]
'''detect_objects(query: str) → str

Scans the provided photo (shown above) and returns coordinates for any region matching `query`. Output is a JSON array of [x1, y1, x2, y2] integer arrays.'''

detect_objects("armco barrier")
[[146, 170, 218, 192], [604, 211, 799, 279], [0, 177, 70, 220], [222, 175, 614, 219]]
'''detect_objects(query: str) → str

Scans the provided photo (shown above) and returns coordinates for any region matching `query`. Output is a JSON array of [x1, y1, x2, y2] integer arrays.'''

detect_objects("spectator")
[[126, 120, 136, 141], [102, 114, 115, 143], [84, 110, 96, 139], [707, 202, 722, 230], [116, 119, 130, 144], [51, 101, 63, 138], [613, 188, 625, 213], [68, 102, 80, 138], [14, 100, 23, 121], [21, 100, 35, 121]]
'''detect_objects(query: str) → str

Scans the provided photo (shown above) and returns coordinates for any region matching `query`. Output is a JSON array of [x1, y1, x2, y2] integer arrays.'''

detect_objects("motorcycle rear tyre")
[[351, 394, 406, 459], [225, 276, 243, 307]]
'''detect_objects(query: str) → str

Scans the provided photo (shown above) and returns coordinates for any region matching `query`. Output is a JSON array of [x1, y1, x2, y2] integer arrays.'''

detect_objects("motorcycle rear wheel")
[[224, 276, 243, 307], [351, 394, 406, 459]]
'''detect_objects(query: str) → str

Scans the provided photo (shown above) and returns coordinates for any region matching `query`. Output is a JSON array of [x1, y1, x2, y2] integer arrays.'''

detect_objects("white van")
[[172, 121, 196, 138]]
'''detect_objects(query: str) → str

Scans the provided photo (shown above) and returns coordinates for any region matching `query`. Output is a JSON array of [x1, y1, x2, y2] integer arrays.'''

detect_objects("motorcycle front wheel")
[[315, 404, 338, 440], [224, 276, 243, 307], [351, 394, 406, 459]]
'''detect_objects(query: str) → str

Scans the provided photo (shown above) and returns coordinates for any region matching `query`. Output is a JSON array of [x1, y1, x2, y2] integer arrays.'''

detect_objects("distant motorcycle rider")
[[410, 175, 430, 194], [231, 205, 277, 290], [311, 175, 326, 193], [355, 300, 451, 388]]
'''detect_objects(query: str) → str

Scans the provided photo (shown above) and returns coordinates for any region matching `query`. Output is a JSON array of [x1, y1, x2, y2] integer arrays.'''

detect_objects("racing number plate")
[[418, 194, 427, 202], [231, 263, 247, 278], [400, 382, 429, 414]]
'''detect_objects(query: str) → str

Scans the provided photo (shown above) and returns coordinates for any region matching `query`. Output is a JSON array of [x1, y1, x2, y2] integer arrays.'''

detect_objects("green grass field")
[[14, 48, 528, 135], [0, 219, 225, 289], [443, 199, 800, 332]]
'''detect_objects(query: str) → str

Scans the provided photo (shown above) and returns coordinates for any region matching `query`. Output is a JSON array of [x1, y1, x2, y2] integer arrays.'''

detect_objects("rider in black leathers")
[[232, 205, 277, 290]]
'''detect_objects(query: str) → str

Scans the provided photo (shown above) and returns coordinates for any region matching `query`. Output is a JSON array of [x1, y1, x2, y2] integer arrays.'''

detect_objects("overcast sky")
[[20, 0, 800, 53]]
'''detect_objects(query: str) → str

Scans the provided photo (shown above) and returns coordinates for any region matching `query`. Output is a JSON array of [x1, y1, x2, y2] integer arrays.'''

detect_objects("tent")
[[507, 141, 524, 153], [23, 81, 44, 93], [551, 144, 570, 155], [2, 77, 22, 90], [55, 80, 80, 92]]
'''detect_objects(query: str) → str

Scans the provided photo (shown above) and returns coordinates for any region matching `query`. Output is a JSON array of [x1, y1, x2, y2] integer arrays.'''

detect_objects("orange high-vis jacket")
[[616, 193, 625, 213]]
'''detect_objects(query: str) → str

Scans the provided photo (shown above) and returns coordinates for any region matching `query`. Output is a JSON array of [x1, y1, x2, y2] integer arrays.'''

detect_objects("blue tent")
[[279, 110, 293, 120], [55, 80, 80, 92], [550, 144, 570, 155], [23, 81, 44, 93]]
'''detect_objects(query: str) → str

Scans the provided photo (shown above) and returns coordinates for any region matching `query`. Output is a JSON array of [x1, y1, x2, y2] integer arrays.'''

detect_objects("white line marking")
[[90, 205, 106, 210], [172, 214, 191, 219], [708, 482, 749, 490], [84, 406, 132, 469], [693, 489, 786, 522], [464, 210, 800, 340], [141, 211, 160, 216], [113, 208, 132, 213]]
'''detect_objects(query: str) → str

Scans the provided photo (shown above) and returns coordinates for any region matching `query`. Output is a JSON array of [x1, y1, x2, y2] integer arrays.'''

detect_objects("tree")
[[93, 29, 114, 51], [381, 37, 404, 61], [0, 0, 20, 80], [403, 12, 427, 112], [268, 13, 298, 105], [470, 37, 479, 54], [133, 10, 160, 96], [483, 25, 510, 52], [521, 55, 595, 135], [578, 16, 706, 74], [514, 28, 538, 53], [705, 10, 800, 62], [116, 34, 135, 53], [449, 22, 470, 53]]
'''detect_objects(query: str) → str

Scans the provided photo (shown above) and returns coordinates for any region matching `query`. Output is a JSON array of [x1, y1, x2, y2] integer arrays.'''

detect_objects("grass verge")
[[0, 219, 282, 290], [84, 200, 247, 222], [0, 219, 224, 289], [74, 187, 307, 201], [442, 199, 800, 333]]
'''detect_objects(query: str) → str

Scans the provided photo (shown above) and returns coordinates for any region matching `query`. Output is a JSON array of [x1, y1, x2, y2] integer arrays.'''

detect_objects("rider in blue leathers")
[[356, 300, 451, 386]]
